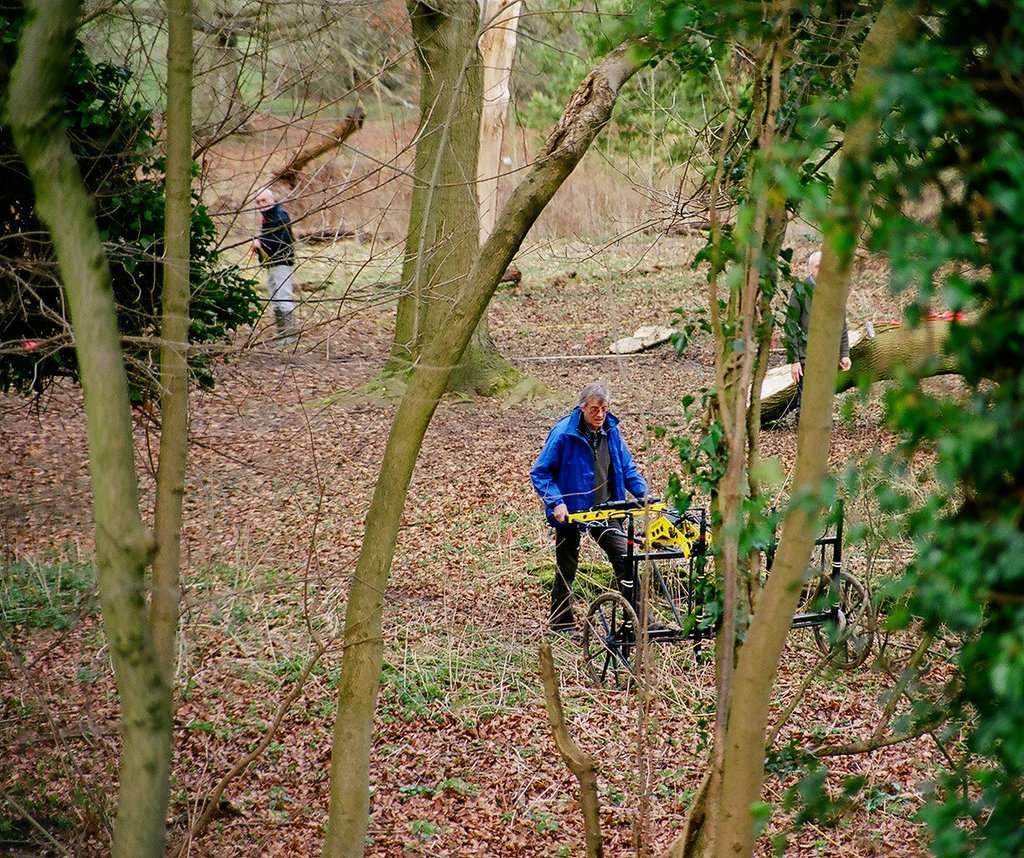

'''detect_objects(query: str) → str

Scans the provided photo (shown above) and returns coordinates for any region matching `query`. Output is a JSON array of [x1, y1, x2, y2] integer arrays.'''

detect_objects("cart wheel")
[[811, 571, 875, 670], [582, 592, 639, 689]]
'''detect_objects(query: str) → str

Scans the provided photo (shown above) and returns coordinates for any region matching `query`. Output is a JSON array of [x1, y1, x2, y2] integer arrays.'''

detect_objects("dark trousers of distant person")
[[792, 374, 804, 418], [551, 523, 637, 629]]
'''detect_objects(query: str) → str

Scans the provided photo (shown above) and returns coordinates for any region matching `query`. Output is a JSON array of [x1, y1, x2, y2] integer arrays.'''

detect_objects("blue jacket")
[[530, 408, 648, 527]]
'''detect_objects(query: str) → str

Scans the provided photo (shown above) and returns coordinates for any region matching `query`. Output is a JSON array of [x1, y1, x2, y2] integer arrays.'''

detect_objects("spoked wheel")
[[810, 571, 875, 670], [582, 592, 639, 689]]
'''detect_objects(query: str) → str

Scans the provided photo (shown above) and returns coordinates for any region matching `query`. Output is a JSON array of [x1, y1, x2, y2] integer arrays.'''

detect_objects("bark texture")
[[151, 0, 194, 685], [477, 0, 520, 238], [5, 2, 172, 855], [386, 0, 488, 389]]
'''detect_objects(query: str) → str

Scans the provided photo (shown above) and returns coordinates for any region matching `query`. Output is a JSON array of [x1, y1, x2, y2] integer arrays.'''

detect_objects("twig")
[[538, 643, 604, 858], [811, 719, 941, 758], [169, 641, 327, 857], [2, 791, 73, 855]]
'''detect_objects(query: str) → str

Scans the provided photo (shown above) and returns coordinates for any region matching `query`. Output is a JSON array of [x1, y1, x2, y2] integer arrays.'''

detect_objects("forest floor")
[[0, 233, 955, 857]]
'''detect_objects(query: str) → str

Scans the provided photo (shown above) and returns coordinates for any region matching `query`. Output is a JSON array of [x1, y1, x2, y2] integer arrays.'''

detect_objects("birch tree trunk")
[[477, 0, 520, 239], [321, 39, 653, 858], [5, 1, 172, 855], [462, 0, 523, 390]]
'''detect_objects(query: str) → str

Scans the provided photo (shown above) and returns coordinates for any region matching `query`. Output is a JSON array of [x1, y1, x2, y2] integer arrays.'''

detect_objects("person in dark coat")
[[783, 249, 852, 414], [252, 187, 297, 344]]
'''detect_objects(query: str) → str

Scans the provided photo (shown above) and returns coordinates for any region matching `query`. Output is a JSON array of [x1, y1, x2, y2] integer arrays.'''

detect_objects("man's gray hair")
[[578, 380, 611, 408]]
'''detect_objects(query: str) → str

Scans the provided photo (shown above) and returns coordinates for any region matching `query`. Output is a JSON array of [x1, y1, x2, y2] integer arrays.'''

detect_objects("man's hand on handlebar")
[[552, 502, 569, 523]]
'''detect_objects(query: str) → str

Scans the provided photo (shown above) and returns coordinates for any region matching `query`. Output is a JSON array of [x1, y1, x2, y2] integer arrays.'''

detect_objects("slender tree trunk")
[[691, 45, 743, 856], [151, 0, 194, 686], [711, 5, 918, 858], [461, 0, 523, 391], [477, 0, 519, 238], [321, 39, 653, 858], [5, 1, 172, 856], [705, 26, 789, 858]]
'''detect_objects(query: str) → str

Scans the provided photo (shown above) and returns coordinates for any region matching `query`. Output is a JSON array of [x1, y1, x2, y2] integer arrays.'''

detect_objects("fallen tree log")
[[272, 106, 366, 188], [609, 325, 674, 354], [759, 319, 961, 425]]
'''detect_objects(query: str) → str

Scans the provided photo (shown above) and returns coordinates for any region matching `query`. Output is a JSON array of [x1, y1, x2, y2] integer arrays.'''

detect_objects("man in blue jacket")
[[530, 381, 649, 634]]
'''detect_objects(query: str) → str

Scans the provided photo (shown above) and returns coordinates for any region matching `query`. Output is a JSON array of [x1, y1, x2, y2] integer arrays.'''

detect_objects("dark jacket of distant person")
[[259, 203, 295, 266]]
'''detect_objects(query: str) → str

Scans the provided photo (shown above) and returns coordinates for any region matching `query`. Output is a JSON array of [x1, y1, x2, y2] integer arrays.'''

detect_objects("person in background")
[[783, 248, 852, 414], [530, 380, 649, 636], [252, 187, 297, 345]]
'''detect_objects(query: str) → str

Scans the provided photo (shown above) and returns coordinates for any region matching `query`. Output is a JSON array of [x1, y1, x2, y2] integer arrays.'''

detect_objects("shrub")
[[0, 5, 261, 400]]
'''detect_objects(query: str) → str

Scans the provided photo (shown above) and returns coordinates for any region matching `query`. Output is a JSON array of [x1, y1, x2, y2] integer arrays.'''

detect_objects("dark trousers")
[[551, 523, 638, 629]]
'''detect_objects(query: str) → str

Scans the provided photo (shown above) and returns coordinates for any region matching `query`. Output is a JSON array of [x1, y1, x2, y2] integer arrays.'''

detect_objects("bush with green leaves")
[[0, 5, 261, 400], [869, 1, 1024, 855]]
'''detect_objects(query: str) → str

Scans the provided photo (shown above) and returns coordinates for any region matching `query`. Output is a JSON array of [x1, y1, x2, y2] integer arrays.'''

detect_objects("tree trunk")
[[759, 320, 959, 425], [5, 2, 172, 856], [151, 0, 194, 686], [385, 0, 484, 386], [191, 2, 249, 139], [711, 6, 918, 858], [460, 0, 523, 394], [321, 38, 653, 858], [704, 30, 789, 858], [385, 0, 520, 396], [477, 0, 519, 238]]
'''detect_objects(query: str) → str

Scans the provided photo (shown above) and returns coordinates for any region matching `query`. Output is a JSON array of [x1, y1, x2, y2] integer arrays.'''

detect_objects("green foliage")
[[645, 2, 1024, 854], [865, 1, 1024, 855], [0, 559, 97, 630], [0, 5, 261, 399]]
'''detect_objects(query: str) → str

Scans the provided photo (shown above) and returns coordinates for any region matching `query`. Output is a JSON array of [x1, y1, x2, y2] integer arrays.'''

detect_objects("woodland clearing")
[[0, 161, 956, 855]]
